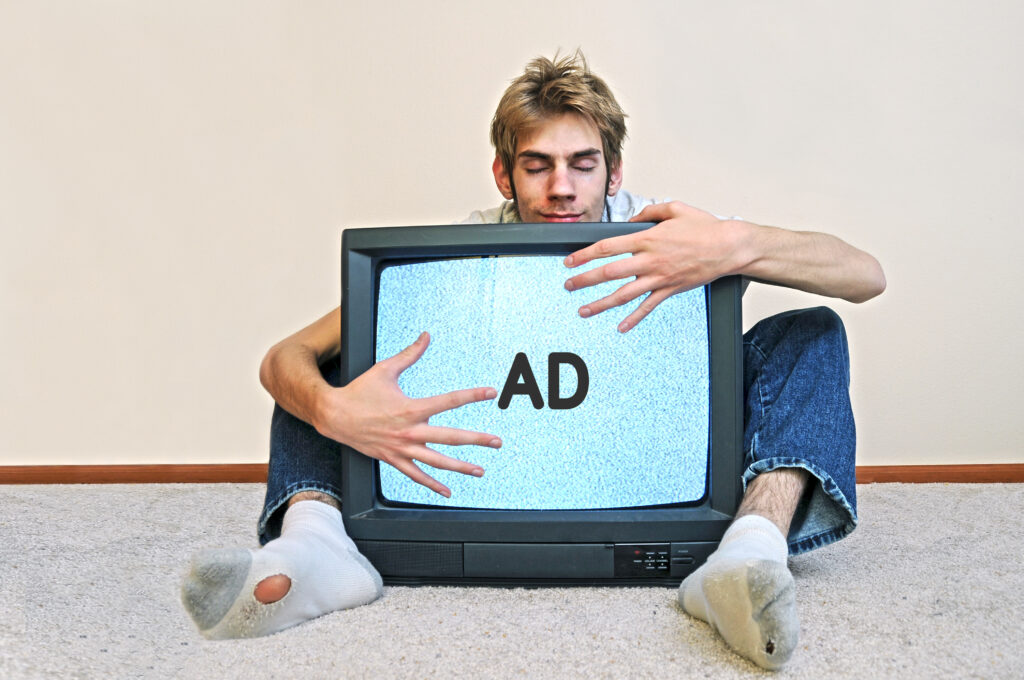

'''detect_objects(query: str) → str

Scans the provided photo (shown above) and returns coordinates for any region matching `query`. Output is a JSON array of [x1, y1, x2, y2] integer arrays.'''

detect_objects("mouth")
[[541, 213, 583, 223]]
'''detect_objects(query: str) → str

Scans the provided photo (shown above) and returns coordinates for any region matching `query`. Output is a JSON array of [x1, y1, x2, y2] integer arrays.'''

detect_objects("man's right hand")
[[312, 331, 502, 498]]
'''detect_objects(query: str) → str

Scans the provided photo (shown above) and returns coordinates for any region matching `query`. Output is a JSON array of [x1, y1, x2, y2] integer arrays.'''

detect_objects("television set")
[[340, 222, 743, 586]]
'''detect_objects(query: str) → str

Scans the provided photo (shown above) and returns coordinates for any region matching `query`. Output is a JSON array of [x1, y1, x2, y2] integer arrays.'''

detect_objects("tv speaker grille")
[[355, 540, 463, 577]]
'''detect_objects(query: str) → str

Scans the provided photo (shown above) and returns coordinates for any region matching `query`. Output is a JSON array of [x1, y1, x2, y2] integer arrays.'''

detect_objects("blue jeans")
[[258, 306, 858, 556], [741, 307, 857, 555]]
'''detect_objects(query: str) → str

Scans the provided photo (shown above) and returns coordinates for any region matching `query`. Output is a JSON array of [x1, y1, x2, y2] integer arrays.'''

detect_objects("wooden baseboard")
[[855, 464, 1024, 484], [0, 464, 269, 484], [1, 463, 1023, 485]]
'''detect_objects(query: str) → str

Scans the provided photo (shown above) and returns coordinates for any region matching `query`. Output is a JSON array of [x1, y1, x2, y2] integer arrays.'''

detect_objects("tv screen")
[[340, 223, 742, 586], [375, 254, 710, 510]]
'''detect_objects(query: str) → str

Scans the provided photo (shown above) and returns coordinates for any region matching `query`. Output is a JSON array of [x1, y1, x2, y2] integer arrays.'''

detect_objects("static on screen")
[[375, 255, 710, 510]]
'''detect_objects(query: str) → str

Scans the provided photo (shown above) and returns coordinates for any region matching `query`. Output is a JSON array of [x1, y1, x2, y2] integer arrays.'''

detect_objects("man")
[[182, 52, 885, 670]]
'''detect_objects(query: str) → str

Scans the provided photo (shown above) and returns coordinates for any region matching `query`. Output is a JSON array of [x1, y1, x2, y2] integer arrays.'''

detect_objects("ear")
[[606, 160, 623, 196], [492, 156, 514, 200]]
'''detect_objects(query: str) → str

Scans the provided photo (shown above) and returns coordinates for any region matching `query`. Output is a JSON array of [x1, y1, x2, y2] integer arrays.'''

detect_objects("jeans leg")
[[257, 355, 345, 545], [742, 307, 858, 555]]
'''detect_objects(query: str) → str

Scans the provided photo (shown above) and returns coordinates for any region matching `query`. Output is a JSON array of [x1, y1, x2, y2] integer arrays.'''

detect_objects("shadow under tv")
[[340, 222, 743, 586]]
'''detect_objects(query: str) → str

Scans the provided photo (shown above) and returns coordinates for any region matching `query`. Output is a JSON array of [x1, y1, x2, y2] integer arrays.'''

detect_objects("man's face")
[[492, 112, 622, 223]]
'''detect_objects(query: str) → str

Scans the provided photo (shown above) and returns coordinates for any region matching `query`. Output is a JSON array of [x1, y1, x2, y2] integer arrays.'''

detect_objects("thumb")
[[386, 331, 430, 376], [629, 202, 670, 223]]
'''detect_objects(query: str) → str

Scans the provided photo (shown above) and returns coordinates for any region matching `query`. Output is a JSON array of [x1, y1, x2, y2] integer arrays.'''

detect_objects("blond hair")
[[490, 50, 627, 180]]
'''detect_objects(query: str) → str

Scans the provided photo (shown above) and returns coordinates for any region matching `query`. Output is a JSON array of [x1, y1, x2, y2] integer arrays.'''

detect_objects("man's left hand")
[[563, 201, 746, 332]]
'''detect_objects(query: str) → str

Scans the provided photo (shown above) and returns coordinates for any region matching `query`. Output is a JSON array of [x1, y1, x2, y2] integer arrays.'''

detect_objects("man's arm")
[[563, 201, 886, 332], [259, 307, 343, 431], [259, 308, 502, 497], [730, 220, 885, 304]]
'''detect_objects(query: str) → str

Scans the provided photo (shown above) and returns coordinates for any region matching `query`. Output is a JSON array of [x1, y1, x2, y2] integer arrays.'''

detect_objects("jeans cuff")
[[742, 456, 858, 556]]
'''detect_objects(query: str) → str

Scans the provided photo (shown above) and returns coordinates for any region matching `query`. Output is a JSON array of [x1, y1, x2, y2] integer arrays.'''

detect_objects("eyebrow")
[[516, 148, 602, 162]]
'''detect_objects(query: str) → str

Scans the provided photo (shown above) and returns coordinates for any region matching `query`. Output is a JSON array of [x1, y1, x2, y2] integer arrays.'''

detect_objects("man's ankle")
[[287, 491, 341, 511]]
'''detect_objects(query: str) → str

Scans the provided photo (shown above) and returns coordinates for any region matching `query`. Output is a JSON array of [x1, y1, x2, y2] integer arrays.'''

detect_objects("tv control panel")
[[613, 543, 670, 576], [613, 542, 717, 578]]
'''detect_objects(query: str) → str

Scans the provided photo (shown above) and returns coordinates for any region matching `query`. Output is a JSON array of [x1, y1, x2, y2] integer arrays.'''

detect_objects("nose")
[[547, 164, 575, 200]]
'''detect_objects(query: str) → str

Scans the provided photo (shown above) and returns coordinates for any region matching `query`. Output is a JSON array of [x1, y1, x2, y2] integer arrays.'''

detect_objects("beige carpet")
[[1, 482, 1022, 679]]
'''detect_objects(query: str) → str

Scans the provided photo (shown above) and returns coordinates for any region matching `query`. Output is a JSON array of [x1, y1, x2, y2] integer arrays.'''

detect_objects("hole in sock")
[[765, 640, 775, 655], [253, 574, 292, 604]]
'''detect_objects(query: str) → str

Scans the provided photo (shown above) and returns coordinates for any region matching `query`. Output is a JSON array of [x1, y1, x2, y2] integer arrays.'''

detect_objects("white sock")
[[679, 515, 799, 669], [182, 500, 383, 639]]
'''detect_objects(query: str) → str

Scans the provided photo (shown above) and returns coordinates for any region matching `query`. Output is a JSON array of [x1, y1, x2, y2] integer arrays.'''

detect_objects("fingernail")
[[485, 388, 497, 399], [472, 468, 484, 477], [618, 321, 630, 332], [579, 306, 591, 318], [489, 438, 501, 448], [563, 255, 573, 266]]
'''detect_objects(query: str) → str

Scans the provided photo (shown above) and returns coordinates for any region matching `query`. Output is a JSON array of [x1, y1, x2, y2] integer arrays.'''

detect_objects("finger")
[[628, 202, 674, 223], [410, 424, 502, 449], [390, 457, 452, 498], [628, 200, 692, 223], [409, 444, 487, 478], [417, 385, 497, 417], [384, 331, 430, 376], [563, 232, 638, 269], [576, 277, 655, 319], [616, 288, 674, 333], [564, 253, 648, 292]]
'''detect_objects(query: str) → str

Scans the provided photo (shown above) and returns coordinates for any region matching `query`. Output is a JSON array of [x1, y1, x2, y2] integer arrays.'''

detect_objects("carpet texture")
[[1, 483, 1021, 678]]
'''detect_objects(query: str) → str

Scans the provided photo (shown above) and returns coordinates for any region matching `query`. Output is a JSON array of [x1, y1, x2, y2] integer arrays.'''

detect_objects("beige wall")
[[1, 1, 1021, 466]]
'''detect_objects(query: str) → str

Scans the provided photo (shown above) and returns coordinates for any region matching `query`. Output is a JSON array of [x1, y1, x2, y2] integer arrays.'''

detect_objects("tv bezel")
[[339, 222, 743, 574]]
